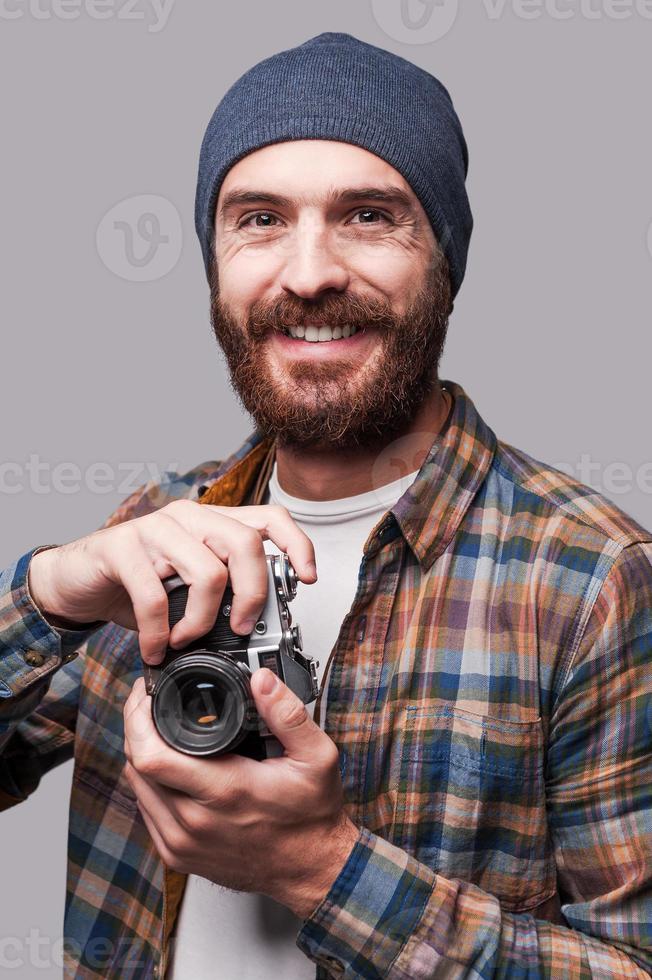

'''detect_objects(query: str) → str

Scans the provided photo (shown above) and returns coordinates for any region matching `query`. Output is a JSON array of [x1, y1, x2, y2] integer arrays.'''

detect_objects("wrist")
[[27, 547, 103, 631], [285, 815, 360, 920], [27, 547, 62, 617]]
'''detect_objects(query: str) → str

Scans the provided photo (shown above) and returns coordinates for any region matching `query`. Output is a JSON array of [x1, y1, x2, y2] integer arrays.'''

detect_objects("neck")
[[274, 385, 451, 501]]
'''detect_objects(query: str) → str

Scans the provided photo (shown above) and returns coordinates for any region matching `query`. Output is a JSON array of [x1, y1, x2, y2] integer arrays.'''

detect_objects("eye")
[[239, 212, 280, 229], [349, 208, 391, 225]]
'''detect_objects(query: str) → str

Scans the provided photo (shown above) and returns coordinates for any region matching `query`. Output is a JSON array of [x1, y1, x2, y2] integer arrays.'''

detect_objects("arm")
[[0, 547, 104, 808], [0, 476, 159, 808], [296, 541, 652, 978], [1, 460, 321, 812]]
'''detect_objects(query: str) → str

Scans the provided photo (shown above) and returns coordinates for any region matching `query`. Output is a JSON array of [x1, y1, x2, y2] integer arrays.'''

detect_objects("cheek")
[[348, 248, 424, 304], [218, 247, 283, 311]]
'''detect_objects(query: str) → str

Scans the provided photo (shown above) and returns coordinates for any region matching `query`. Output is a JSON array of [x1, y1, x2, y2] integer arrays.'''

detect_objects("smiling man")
[[210, 139, 453, 473], [1, 30, 652, 980]]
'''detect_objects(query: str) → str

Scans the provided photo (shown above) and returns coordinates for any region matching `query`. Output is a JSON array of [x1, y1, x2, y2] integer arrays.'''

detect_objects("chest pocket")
[[393, 704, 556, 912]]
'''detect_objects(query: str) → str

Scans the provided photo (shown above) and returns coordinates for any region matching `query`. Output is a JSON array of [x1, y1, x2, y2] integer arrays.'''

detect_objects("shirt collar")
[[199, 380, 497, 569], [391, 379, 497, 568]]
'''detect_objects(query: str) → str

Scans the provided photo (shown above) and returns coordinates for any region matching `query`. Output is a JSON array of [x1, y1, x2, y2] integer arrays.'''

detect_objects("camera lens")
[[152, 653, 252, 756], [178, 678, 229, 732]]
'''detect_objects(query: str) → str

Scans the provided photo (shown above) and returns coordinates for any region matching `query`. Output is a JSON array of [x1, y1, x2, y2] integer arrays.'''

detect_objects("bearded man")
[[1, 32, 651, 980]]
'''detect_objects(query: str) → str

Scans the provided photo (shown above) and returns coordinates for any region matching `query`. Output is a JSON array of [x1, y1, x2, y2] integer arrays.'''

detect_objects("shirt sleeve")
[[296, 541, 652, 978], [0, 461, 221, 809], [0, 546, 104, 806]]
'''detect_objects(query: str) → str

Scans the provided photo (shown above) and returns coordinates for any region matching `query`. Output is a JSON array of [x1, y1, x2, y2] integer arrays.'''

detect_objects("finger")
[[125, 761, 214, 840], [139, 513, 233, 648], [124, 683, 255, 798], [204, 505, 318, 584], [251, 669, 326, 764], [198, 515, 269, 635], [126, 675, 148, 709], [123, 679, 173, 771], [125, 759, 179, 818], [107, 538, 171, 665], [128, 769, 176, 865], [162, 505, 270, 635]]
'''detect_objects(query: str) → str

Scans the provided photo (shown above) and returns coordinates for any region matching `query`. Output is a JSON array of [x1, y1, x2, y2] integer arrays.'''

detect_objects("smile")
[[281, 324, 360, 343]]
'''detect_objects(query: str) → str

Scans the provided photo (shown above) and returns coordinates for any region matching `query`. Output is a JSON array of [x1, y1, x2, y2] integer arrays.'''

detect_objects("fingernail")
[[259, 669, 278, 695], [239, 618, 257, 634], [305, 561, 317, 579]]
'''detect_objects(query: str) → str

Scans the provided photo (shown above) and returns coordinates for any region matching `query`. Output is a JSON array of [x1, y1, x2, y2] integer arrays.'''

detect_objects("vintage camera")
[[143, 554, 319, 760]]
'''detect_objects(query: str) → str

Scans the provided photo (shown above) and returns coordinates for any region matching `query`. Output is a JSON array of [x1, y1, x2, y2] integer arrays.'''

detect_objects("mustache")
[[242, 292, 398, 340]]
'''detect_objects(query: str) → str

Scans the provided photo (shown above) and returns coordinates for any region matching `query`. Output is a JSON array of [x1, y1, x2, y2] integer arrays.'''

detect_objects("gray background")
[[1, 1, 650, 975]]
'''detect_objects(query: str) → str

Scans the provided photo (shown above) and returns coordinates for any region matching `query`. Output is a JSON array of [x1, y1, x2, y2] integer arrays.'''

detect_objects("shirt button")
[[62, 652, 77, 664], [322, 957, 344, 974], [152, 965, 160, 979], [24, 650, 46, 667]]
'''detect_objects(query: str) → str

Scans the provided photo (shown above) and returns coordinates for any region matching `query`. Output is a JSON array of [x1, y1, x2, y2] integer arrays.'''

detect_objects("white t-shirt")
[[167, 462, 419, 979]]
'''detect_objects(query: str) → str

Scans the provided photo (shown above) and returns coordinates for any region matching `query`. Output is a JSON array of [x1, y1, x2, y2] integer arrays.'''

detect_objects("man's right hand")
[[27, 501, 317, 664]]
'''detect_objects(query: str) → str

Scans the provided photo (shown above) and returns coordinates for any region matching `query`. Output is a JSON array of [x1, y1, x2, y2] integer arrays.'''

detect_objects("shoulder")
[[488, 438, 652, 556], [101, 459, 223, 529]]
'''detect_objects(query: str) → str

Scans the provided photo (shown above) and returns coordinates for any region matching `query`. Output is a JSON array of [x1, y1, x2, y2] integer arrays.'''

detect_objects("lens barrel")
[[151, 652, 253, 756]]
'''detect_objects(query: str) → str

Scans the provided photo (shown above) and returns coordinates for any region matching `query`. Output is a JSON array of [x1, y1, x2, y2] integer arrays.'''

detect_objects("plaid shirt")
[[1, 379, 652, 979]]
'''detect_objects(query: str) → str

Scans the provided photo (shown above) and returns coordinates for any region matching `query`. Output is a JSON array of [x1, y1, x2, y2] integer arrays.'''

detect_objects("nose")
[[278, 214, 350, 301]]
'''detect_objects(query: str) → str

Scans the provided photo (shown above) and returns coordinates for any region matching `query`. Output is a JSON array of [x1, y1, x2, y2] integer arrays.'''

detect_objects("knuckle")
[[202, 564, 228, 592], [164, 824, 189, 857], [145, 625, 171, 646], [133, 751, 161, 780], [114, 519, 139, 539], [180, 804, 209, 836], [238, 524, 264, 551], [128, 749, 145, 774], [184, 608, 218, 636], [162, 499, 195, 518], [141, 590, 168, 617], [277, 697, 307, 731], [107, 523, 138, 556], [322, 740, 341, 772], [209, 771, 238, 810], [243, 587, 268, 607]]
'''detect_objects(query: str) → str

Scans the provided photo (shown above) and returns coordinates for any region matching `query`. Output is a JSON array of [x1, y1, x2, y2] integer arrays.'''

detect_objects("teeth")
[[286, 324, 358, 342]]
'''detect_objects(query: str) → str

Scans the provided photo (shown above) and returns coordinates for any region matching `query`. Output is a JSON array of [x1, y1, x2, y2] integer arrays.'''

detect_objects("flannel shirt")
[[1, 378, 651, 979]]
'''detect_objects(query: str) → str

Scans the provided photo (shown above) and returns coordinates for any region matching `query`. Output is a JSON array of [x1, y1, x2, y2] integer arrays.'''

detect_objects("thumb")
[[251, 668, 323, 761]]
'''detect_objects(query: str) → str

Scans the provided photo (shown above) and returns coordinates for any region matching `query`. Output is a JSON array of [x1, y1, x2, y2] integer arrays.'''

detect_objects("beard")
[[209, 251, 452, 453]]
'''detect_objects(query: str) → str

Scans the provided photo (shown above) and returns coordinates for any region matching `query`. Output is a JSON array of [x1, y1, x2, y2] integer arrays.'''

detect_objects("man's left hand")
[[123, 670, 359, 920]]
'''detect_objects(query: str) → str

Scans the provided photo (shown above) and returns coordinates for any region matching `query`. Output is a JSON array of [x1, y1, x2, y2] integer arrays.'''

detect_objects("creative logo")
[[371, 0, 460, 43], [96, 194, 182, 282]]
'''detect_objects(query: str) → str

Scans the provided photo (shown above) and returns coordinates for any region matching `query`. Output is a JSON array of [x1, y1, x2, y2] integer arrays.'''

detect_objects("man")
[[1, 30, 651, 979]]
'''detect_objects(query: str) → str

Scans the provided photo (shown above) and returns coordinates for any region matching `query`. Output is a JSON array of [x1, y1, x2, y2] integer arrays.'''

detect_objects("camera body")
[[143, 554, 319, 759]]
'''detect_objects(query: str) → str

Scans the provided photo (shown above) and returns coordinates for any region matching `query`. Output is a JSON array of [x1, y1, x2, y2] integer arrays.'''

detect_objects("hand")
[[27, 501, 317, 663], [123, 669, 360, 920]]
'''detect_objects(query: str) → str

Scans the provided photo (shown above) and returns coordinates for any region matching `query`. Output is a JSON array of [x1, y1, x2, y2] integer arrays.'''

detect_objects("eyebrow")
[[218, 185, 416, 219]]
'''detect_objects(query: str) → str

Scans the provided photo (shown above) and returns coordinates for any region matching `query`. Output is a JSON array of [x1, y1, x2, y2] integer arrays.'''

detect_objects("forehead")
[[216, 139, 419, 211]]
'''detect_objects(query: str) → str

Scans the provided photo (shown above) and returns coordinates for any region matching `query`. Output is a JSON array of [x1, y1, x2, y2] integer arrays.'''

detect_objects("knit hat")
[[195, 31, 473, 297]]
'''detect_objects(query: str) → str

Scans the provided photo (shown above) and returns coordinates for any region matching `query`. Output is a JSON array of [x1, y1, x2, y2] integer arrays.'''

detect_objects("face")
[[210, 140, 452, 452]]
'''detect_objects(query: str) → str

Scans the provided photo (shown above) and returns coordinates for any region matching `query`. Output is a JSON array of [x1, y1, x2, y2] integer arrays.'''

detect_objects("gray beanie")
[[195, 31, 473, 297]]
